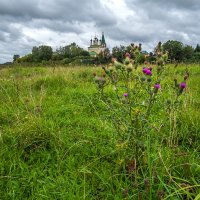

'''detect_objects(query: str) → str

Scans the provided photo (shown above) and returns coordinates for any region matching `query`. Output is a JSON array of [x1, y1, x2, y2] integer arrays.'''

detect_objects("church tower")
[[88, 32, 106, 57], [101, 32, 106, 47]]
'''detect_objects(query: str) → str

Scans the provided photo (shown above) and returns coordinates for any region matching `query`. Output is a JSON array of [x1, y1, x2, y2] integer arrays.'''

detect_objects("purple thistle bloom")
[[124, 93, 128, 97], [154, 84, 161, 89], [180, 82, 186, 89], [143, 68, 148, 74], [145, 69, 152, 76]]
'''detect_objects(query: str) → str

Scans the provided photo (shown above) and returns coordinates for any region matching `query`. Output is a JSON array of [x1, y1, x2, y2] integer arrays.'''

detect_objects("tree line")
[[13, 40, 200, 65]]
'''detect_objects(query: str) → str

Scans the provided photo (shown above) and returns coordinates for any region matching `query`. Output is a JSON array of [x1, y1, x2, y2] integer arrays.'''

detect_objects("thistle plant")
[[93, 44, 188, 198]]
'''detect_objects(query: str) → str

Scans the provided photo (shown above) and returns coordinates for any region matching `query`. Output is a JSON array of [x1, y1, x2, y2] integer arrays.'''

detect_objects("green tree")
[[162, 40, 184, 62], [112, 45, 126, 62], [13, 55, 20, 62], [17, 54, 33, 63], [32, 45, 53, 62], [194, 44, 200, 52], [97, 48, 111, 64], [56, 43, 88, 59], [183, 45, 194, 61]]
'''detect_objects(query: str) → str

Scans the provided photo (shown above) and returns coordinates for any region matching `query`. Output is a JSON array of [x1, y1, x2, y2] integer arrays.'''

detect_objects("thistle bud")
[[154, 84, 161, 93], [124, 57, 130, 65], [184, 75, 188, 80], [147, 78, 152, 82], [114, 60, 123, 69], [125, 52, 131, 58]]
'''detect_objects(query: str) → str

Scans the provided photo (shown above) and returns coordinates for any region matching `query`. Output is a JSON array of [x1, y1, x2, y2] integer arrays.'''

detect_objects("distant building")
[[88, 32, 106, 57]]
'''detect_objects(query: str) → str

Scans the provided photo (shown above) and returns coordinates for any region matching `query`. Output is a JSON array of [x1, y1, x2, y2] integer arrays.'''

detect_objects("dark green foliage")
[[112, 45, 126, 62], [13, 54, 20, 62], [194, 44, 200, 52], [96, 48, 111, 64], [32, 45, 53, 62], [162, 40, 185, 62], [56, 42, 89, 60], [161, 40, 200, 63]]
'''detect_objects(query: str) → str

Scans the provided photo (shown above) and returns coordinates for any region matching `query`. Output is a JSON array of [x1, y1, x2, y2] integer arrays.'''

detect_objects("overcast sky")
[[0, 0, 200, 63]]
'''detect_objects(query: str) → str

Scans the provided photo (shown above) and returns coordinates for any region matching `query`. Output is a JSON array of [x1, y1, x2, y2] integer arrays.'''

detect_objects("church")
[[88, 32, 106, 57]]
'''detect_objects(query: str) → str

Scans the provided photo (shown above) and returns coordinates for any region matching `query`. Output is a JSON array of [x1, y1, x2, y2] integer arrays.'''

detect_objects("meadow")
[[0, 64, 199, 199]]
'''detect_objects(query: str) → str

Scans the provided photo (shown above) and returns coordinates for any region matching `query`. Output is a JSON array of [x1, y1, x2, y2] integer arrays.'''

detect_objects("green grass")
[[0, 65, 200, 199]]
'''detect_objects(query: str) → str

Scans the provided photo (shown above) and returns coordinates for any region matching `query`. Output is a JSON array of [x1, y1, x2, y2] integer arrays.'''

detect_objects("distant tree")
[[17, 54, 33, 63], [162, 40, 184, 62], [192, 52, 200, 62], [194, 44, 200, 52], [56, 43, 88, 59], [80, 50, 90, 57], [97, 48, 111, 64], [112, 45, 126, 62], [147, 52, 156, 63], [13, 55, 20, 62], [183, 45, 194, 61], [32, 45, 53, 62]]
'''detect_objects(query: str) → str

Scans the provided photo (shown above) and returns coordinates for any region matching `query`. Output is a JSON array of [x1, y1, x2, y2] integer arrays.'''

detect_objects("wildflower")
[[145, 69, 152, 76], [142, 68, 148, 74], [124, 93, 128, 97], [154, 84, 161, 89], [125, 52, 131, 58], [180, 82, 186, 89]]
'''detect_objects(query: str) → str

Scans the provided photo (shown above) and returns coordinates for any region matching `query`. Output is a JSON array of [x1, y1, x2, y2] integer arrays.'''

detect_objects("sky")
[[0, 0, 200, 63]]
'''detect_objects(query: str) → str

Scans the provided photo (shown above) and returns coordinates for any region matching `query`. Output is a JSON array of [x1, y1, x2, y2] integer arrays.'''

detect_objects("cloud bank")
[[0, 0, 200, 63]]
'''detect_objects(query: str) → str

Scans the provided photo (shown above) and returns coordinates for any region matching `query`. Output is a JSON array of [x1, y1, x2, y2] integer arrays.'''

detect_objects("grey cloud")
[[0, 0, 116, 25], [0, 0, 200, 63]]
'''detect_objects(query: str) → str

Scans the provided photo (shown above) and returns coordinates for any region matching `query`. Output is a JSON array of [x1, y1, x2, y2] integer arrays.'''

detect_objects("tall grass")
[[0, 64, 199, 199]]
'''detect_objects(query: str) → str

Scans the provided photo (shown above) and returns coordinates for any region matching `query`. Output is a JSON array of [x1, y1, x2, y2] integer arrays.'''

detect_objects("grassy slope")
[[0, 65, 199, 199]]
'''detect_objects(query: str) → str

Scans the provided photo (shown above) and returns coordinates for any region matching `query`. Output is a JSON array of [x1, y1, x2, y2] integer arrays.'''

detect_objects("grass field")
[[0, 64, 200, 199]]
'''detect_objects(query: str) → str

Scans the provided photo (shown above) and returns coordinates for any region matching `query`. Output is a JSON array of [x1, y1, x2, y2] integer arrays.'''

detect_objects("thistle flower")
[[143, 68, 148, 74], [145, 69, 152, 76], [143, 68, 152, 76], [125, 52, 131, 58], [180, 82, 186, 89], [154, 84, 161, 89], [124, 93, 128, 97]]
